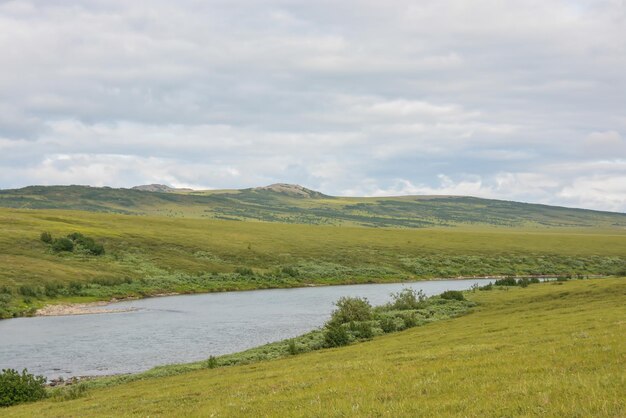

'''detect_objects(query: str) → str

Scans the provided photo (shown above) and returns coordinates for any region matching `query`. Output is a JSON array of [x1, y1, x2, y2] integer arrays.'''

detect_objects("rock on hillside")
[[252, 183, 329, 198], [132, 184, 193, 193]]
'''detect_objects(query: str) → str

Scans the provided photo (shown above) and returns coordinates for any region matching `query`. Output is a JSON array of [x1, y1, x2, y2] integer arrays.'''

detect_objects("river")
[[0, 278, 493, 379]]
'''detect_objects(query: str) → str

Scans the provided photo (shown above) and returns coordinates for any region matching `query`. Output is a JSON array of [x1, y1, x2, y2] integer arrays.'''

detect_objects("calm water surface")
[[0, 279, 493, 379]]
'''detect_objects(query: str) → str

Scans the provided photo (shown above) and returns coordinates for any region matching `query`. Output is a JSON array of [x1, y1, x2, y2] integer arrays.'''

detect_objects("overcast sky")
[[1, 0, 625, 211]]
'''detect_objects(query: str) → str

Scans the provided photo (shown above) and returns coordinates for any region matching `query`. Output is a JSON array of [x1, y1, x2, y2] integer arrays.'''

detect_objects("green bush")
[[51, 237, 74, 252], [352, 321, 374, 340], [327, 297, 372, 326], [379, 316, 397, 333], [206, 356, 218, 369], [494, 277, 517, 286], [234, 267, 254, 276], [18, 285, 40, 298], [40, 232, 53, 244], [0, 368, 47, 407], [324, 325, 350, 347], [67, 233, 105, 256], [440, 290, 465, 301], [401, 313, 418, 329], [389, 288, 426, 310], [287, 339, 298, 355]]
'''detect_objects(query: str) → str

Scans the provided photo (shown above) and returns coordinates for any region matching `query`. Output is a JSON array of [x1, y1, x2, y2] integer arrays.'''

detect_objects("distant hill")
[[132, 184, 193, 193], [0, 184, 624, 228]]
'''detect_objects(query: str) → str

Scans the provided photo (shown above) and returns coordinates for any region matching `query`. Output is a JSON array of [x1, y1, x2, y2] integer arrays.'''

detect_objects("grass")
[[1, 207, 625, 317], [5, 277, 624, 417]]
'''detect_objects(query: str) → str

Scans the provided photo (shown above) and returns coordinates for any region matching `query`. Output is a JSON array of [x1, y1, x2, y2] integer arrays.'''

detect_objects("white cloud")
[[0, 0, 625, 211]]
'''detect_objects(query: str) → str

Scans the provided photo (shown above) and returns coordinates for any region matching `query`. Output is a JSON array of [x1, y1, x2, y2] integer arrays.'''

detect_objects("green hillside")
[[1, 207, 625, 318], [5, 278, 625, 417], [1, 184, 625, 228]]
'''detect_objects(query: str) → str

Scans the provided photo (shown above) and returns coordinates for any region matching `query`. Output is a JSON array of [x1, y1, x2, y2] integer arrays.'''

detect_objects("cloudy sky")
[[1, 0, 625, 211]]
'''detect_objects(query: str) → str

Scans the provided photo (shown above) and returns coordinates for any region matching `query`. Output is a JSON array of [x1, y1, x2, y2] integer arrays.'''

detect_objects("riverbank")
[[6, 277, 624, 417]]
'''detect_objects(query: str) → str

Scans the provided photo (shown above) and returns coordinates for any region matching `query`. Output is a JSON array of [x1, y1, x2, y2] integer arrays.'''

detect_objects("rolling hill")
[[0, 183, 624, 228]]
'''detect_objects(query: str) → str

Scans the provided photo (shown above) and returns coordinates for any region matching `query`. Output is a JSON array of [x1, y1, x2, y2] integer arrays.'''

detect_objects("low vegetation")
[[0, 369, 46, 407], [0, 207, 625, 318], [4, 278, 624, 416]]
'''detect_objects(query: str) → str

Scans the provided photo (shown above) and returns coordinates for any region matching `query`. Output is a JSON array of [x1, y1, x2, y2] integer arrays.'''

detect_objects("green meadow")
[[1, 206, 625, 318], [5, 277, 624, 417]]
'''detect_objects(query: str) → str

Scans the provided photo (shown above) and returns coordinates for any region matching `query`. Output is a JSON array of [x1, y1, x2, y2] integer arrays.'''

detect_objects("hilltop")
[[0, 184, 624, 228]]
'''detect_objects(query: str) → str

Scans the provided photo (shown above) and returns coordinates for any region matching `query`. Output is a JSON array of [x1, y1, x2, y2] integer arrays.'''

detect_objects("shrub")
[[281, 266, 300, 278], [287, 339, 298, 355], [18, 285, 40, 298], [389, 288, 426, 310], [67, 233, 105, 256], [379, 316, 397, 333], [40, 232, 53, 244], [0, 368, 47, 407], [479, 283, 493, 291], [440, 290, 465, 301], [327, 297, 372, 326], [324, 325, 350, 348], [494, 277, 517, 286], [352, 321, 374, 340], [401, 313, 418, 329], [51, 237, 74, 252], [206, 356, 218, 369], [234, 267, 254, 276], [44, 282, 63, 298]]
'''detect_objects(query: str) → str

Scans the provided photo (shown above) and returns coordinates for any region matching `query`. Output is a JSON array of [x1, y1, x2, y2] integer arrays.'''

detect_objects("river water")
[[0, 278, 493, 379]]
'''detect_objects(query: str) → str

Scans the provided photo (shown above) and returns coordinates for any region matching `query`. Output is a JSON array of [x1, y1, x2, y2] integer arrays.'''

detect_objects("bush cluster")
[[0, 369, 47, 407], [493, 277, 541, 287], [322, 288, 473, 348], [40, 231, 104, 255]]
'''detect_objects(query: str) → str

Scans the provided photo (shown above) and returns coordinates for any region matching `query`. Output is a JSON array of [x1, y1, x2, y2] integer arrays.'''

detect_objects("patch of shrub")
[[401, 313, 418, 329], [67, 281, 83, 295], [440, 290, 465, 301], [234, 267, 254, 276], [68, 233, 105, 256], [287, 339, 298, 355], [18, 285, 40, 298], [389, 288, 426, 310], [44, 282, 63, 298], [351, 321, 374, 340], [494, 277, 518, 286], [0, 368, 47, 407], [379, 316, 397, 333], [479, 283, 493, 291], [281, 266, 299, 278], [40, 232, 53, 244], [324, 325, 350, 347], [327, 297, 372, 326], [206, 356, 218, 369], [51, 237, 74, 252]]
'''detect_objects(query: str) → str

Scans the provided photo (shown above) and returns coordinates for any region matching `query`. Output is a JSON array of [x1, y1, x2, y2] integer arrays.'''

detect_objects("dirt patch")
[[36, 301, 138, 317]]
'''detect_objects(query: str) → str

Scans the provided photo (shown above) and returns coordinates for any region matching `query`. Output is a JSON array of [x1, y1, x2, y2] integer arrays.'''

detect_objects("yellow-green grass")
[[6, 278, 625, 417], [1, 207, 625, 317]]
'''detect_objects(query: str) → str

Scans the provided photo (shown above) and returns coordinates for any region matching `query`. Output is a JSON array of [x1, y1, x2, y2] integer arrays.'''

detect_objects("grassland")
[[5, 277, 624, 417], [1, 207, 625, 318], [2, 184, 626, 228]]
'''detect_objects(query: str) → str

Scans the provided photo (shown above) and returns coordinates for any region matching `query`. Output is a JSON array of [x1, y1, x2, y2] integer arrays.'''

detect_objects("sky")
[[1, 0, 625, 211]]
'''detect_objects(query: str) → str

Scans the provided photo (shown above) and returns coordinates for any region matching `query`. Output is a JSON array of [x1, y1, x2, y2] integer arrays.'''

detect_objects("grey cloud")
[[1, 0, 625, 210]]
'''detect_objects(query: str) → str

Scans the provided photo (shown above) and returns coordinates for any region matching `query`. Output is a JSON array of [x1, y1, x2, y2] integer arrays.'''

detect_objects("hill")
[[5, 278, 625, 417], [1, 206, 625, 318], [0, 184, 624, 228]]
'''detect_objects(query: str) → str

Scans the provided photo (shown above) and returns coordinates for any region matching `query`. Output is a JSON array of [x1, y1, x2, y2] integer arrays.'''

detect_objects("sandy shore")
[[35, 301, 138, 317]]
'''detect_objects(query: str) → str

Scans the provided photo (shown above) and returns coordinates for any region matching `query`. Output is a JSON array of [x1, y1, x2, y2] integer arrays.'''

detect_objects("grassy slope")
[[6, 278, 625, 417], [1, 185, 626, 228], [1, 207, 625, 317]]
